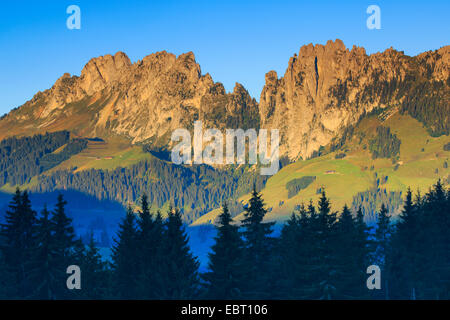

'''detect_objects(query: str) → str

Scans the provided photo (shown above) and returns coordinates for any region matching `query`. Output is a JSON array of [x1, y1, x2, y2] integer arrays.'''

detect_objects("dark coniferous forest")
[[0, 131, 267, 223], [0, 131, 87, 187], [0, 180, 448, 300], [33, 158, 267, 223]]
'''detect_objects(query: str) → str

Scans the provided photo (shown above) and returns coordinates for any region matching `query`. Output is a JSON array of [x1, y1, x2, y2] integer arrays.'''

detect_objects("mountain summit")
[[260, 39, 449, 159], [1, 40, 448, 160]]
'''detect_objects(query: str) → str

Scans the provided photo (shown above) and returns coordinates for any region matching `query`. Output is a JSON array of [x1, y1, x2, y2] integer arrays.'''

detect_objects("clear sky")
[[0, 0, 448, 115]]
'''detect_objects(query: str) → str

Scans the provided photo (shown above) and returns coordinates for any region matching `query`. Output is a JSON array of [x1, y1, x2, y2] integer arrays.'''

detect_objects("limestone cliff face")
[[0, 51, 258, 147], [259, 40, 449, 160], [1, 41, 448, 159]]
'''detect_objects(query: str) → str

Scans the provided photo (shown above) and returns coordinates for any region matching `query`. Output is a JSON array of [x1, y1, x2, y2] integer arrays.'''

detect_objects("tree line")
[[369, 126, 401, 160], [0, 131, 87, 187], [33, 158, 267, 223], [351, 187, 403, 224], [0, 130, 267, 224], [0, 179, 448, 299]]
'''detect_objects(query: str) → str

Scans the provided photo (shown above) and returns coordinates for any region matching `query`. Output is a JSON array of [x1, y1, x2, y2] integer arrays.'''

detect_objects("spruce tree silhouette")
[[0, 188, 37, 298], [0, 221, 15, 298], [50, 194, 78, 298], [353, 206, 371, 298], [150, 210, 165, 297], [81, 232, 108, 299], [278, 210, 301, 298], [334, 204, 368, 299], [160, 207, 199, 299], [389, 188, 415, 299], [374, 203, 392, 299], [241, 186, 275, 299], [0, 188, 22, 298], [390, 181, 450, 299], [29, 205, 58, 299], [316, 190, 337, 300], [296, 203, 321, 298], [136, 194, 165, 299], [112, 205, 138, 299], [203, 202, 245, 299]]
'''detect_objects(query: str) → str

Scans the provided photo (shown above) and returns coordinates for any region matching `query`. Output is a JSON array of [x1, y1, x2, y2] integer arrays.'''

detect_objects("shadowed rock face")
[[1, 40, 448, 160]]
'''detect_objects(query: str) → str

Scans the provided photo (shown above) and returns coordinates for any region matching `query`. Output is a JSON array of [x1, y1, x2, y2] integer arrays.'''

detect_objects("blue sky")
[[0, 0, 448, 115]]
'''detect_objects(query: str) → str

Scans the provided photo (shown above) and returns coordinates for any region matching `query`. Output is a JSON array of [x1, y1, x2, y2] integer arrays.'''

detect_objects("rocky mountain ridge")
[[1, 39, 448, 160], [259, 39, 449, 159]]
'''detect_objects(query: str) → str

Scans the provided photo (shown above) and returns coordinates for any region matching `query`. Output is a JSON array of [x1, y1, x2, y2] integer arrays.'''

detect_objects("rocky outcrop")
[[0, 51, 258, 147], [1, 40, 448, 160], [259, 40, 449, 160]]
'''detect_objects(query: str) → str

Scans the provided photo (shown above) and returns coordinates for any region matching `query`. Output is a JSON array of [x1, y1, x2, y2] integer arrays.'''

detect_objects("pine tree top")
[[217, 202, 233, 227]]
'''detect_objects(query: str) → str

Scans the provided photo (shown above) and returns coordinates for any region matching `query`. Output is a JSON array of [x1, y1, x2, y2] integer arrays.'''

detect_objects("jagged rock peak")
[[259, 39, 449, 160], [0, 49, 259, 145], [1, 42, 447, 161], [81, 51, 131, 80]]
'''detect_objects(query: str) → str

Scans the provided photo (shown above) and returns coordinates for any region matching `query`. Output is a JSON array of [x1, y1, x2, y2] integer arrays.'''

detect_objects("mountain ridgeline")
[[0, 40, 448, 161]]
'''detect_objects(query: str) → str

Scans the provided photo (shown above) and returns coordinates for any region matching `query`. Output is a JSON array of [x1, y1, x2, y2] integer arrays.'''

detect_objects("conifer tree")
[[203, 202, 245, 299], [389, 188, 416, 299], [20, 190, 37, 256], [375, 204, 391, 265], [315, 190, 337, 299], [334, 204, 365, 299], [288, 199, 321, 298], [19, 190, 38, 298], [0, 188, 37, 298], [147, 209, 165, 297], [278, 211, 300, 298], [0, 236, 14, 298], [307, 199, 316, 218], [111, 205, 138, 299], [160, 207, 199, 299], [136, 194, 162, 298], [50, 193, 77, 298], [353, 206, 371, 298], [418, 181, 450, 299], [297, 203, 322, 298], [424, 180, 450, 299], [72, 236, 86, 268], [355, 206, 371, 251], [0, 188, 22, 298], [81, 232, 108, 299], [387, 182, 450, 299], [51, 194, 77, 258], [374, 203, 392, 299], [240, 186, 275, 299], [29, 205, 58, 299]]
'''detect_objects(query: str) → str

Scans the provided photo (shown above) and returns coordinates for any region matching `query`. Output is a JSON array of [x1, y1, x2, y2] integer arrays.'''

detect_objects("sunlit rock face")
[[259, 40, 449, 160], [1, 41, 448, 160]]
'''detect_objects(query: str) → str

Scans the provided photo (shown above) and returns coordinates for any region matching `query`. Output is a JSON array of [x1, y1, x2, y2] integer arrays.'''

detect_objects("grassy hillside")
[[193, 111, 449, 225], [1, 109, 448, 226], [46, 136, 151, 172], [0, 135, 151, 192]]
